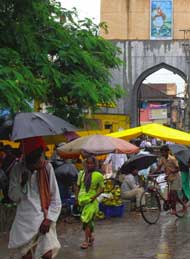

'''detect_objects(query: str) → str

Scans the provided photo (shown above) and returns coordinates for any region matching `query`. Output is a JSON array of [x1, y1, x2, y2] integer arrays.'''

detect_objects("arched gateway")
[[100, 0, 190, 127], [133, 62, 187, 125]]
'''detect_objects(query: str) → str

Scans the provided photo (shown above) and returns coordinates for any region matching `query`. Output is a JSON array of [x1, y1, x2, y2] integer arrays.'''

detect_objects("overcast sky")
[[60, 0, 100, 24], [144, 69, 185, 97]]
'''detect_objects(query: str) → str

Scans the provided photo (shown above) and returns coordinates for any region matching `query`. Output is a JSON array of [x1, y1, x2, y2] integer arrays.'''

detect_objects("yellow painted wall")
[[85, 113, 130, 132], [101, 0, 190, 40]]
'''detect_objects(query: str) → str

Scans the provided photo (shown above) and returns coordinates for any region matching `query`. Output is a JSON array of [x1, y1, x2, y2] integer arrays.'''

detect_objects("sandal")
[[80, 241, 89, 249], [88, 236, 95, 246]]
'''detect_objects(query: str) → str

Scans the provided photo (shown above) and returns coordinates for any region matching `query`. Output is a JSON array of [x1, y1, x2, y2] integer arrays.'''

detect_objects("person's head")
[[25, 147, 44, 170], [21, 137, 46, 170], [144, 146, 153, 153], [84, 155, 98, 173], [83, 155, 98, 192], [130, 165, 138, 176], [160, 145, 170, 158]]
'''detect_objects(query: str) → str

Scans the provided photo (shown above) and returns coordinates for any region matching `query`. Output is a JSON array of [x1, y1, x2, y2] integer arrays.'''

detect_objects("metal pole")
[[180, 29, 190, 131], [184, 75, 190, 131]]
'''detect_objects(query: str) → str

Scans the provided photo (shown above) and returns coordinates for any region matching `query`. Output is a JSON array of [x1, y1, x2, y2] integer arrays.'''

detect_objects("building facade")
[[100, 0, 190, 127]]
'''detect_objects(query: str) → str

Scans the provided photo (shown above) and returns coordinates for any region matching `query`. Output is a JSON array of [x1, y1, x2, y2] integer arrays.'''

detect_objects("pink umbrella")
[[57, 134, 139, 155]]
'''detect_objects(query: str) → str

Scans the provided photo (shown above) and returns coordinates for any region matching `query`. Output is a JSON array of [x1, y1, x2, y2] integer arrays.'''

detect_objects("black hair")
[[130, 165, 137, 171], [25, 147, 43, 165], [83, 155, 98, 192], [144, 147, 153, 153], [160, 145, 169, 152]]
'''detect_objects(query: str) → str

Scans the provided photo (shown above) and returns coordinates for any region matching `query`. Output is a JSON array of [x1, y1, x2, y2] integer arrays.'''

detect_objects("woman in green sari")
[[76, 156, 104, 249], [179, 160, 190, 203]]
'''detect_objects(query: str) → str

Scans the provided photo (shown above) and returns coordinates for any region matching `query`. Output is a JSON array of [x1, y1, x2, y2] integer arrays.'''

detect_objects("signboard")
[[150, 0, 173, 40], [149, 108, 167, 119]]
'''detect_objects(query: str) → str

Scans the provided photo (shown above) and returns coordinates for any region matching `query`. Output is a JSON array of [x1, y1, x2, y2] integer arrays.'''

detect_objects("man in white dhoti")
[[8, 137, 62, 259]]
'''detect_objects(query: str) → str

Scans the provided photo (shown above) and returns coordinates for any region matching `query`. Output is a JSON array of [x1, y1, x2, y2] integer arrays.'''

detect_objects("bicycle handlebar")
[[147, 173, 167, 185]]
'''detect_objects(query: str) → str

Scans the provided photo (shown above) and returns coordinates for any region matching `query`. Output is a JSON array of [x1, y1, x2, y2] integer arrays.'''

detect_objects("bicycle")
[[139, 174, 187, 224]]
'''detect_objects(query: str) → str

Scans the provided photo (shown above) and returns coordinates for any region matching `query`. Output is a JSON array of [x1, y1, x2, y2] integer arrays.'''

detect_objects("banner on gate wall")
[[150, 0, 173, 40]]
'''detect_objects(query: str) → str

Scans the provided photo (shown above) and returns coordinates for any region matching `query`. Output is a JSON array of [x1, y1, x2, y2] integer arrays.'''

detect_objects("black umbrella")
[[168, 144, 190, 165], [11, 112, 78, 141], [0, 114, 13, 140], [120, 153, 157, 174], [53, 159, 78, 180], [0, 125, 12, 140]]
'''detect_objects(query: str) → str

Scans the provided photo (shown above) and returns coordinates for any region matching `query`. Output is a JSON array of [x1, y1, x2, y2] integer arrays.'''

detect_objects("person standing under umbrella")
[[75, 156, 104, 249], [8, 137, 62, 259], [153, 145, 186, 215]]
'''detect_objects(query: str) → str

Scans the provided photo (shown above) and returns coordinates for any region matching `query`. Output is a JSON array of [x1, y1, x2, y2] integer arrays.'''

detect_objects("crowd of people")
[[0, 135, 190, 258]]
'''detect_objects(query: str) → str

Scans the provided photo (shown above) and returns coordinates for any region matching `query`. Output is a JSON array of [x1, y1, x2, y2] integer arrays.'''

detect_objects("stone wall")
[[106, 40, 187, 126]]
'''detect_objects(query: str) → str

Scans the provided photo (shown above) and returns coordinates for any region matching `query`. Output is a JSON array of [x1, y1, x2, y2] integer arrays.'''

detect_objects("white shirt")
[[104, 153, 127, 172], [121, 174, 138, 193], [8, 162, 61, 248]]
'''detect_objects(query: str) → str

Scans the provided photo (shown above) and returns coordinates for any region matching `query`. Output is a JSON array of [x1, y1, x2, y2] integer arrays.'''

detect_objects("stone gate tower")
[[101, 0, 190, 127]]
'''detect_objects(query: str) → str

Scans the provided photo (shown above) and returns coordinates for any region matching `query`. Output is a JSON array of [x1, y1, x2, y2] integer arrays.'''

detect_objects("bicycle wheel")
[[140, 190, 161, 224], [175, 199, 186, 218]]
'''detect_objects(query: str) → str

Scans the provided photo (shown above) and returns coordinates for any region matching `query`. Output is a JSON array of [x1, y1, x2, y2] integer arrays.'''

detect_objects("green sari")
[[77, 170, 104, 231], [179, 160, 190, 201], [181, 171, 190, 201]]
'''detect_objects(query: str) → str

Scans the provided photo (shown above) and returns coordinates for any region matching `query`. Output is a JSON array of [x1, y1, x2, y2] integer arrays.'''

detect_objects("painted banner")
[[150, 0, 173, 40], [149, 108, 167, 119], [149, 104, 168, 109]]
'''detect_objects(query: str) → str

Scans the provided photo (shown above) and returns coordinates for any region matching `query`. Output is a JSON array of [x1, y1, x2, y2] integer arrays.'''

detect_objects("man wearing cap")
[[8, 137, 62, 259]]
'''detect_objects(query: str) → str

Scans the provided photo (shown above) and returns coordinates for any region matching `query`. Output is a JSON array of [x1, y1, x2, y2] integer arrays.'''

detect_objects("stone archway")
[[132, 63, 187, 126]]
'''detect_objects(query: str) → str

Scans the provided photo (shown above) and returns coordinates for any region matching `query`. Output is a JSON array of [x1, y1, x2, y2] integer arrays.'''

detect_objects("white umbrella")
[[57, 134, 139, 155]]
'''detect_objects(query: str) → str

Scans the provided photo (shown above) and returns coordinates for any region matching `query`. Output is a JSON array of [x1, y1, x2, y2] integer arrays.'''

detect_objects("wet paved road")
[[1, 210, 190, 259]]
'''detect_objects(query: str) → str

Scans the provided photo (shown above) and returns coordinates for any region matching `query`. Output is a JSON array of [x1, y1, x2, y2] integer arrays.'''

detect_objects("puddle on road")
[[156, 242, 172, 259], [155, 219, 174, 259]]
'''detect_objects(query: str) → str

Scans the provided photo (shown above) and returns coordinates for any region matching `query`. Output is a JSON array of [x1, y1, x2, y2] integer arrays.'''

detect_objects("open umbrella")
[[120, 153, 157, 174], [0, 114, 13, 140], [44, 131, 79, 145], [0, 125, 12, 140], [11, 112, 78, 141], [57, 134, 139, 155], [53, 160, 78, 179], [169, 144, 190, 165]]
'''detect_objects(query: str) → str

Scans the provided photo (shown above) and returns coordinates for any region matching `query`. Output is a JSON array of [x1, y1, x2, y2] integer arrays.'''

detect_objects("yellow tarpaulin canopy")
[[107, 126, 142, 141], [107, 123, 190, 145]]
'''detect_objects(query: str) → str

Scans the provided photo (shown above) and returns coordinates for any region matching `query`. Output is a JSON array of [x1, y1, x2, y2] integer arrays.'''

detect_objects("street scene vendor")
[[75, 155, 104, 249], [2, 1, 190, 258], [120, 165, 145, 210]]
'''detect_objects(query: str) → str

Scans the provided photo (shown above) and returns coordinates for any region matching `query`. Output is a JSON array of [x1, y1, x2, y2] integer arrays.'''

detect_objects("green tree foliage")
[[0, 0, 123, 125]]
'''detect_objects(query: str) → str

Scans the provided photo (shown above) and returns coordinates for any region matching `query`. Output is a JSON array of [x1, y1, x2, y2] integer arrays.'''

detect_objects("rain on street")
[[1, 209, 190, 259]]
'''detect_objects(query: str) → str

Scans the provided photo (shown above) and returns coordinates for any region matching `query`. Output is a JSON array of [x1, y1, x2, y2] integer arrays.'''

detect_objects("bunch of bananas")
[[102, 180, 122, 206]]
